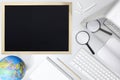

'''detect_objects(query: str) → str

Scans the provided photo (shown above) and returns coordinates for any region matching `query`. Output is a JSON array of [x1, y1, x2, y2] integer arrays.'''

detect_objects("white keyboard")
[[70, 48, 120, 80]]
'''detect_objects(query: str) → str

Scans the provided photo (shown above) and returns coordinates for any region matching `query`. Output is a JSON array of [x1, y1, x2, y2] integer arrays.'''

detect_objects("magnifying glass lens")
[[87, 20, 100, 32], [76, 31, 95, 55], [76, 31, 89, 45]]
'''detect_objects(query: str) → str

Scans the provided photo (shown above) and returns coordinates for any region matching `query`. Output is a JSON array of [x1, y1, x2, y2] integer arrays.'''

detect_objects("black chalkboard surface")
[[3, 3, 72, 54]]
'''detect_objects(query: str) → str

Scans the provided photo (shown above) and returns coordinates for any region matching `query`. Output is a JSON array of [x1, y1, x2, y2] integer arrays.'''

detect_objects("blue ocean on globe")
[[0, 56, 26, 80]]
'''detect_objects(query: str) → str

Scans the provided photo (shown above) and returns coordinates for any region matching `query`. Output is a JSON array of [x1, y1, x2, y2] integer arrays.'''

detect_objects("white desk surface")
[[0, 0, 116, 80]]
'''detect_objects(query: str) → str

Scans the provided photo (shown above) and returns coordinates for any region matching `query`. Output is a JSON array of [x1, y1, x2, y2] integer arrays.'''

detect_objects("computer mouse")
[[0, 55, 26, 80]]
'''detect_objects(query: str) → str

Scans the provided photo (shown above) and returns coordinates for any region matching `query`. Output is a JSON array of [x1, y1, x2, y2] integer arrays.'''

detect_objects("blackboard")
[[3, 3, 72, 54]]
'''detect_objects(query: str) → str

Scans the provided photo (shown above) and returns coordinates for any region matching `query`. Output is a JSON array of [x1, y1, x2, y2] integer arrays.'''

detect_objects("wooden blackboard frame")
[[2, 2, 72, 54]]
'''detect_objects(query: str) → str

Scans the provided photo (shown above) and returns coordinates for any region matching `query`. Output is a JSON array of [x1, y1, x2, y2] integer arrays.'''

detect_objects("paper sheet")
[[30, 59, 69, 80]]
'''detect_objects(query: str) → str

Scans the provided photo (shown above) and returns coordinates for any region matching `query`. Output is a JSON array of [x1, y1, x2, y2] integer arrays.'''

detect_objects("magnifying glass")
[[86, 20, 112, 35], [76, 31, 95, 55]]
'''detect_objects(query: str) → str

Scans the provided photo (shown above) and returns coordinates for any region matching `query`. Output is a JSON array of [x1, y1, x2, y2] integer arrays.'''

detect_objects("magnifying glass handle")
[[86, 43, 95, 55], [100, 28, 112, 35]]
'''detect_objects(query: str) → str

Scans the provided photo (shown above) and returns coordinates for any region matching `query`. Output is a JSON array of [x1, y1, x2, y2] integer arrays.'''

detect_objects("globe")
[[0, 56, 26, 80]]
